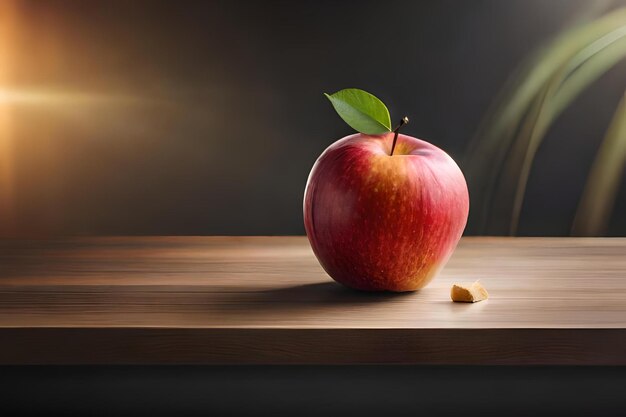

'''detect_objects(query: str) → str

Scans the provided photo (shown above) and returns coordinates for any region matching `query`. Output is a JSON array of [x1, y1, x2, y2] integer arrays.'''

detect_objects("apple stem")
[[390, 116, 409, 156]]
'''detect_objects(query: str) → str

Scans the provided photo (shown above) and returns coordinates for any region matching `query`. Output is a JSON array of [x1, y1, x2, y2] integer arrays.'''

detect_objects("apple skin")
[[303, 132, 469, 292]]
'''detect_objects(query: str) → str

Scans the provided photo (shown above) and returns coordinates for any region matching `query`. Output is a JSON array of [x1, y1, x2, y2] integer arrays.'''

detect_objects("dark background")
[[2, 0, 626, 236], [2, 366, 626, 417]]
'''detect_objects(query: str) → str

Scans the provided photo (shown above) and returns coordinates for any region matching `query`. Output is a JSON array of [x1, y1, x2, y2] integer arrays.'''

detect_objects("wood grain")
[[1, 236, 626, 365]]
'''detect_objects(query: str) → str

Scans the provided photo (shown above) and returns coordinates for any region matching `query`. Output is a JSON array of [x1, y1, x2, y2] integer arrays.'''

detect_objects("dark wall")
[[3, 0, 626, 236]]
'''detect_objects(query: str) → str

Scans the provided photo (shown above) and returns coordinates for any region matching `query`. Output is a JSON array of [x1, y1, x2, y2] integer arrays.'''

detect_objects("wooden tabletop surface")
[[1, 236, 625, 365]]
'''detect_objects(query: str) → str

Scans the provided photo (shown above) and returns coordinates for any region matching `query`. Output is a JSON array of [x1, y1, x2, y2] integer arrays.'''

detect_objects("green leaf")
[[464, 6, 626, 235], [571, 91, 626, 236], [324, 88, 392, 135]]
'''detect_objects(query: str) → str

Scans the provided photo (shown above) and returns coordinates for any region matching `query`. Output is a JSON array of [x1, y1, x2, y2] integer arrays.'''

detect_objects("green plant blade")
[[507, 28, 626, 235], [553, 26, 626, 116], [465, 6, 626, 235], [572, 92, 626, 236], [325, 88, 391, 135]]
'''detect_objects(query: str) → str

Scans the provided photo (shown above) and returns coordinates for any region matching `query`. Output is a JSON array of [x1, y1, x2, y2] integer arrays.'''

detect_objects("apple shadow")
[[213, 281, 416, 316], [257, 281, 413, 303]]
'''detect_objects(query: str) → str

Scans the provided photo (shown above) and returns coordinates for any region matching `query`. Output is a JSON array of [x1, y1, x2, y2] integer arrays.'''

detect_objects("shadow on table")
[[264, 281, 412, 299], [212, 281, 421, 316]]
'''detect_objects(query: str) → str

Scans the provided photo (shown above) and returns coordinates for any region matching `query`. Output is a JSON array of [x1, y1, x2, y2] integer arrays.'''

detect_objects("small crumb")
[[451, 281, 489, 303]]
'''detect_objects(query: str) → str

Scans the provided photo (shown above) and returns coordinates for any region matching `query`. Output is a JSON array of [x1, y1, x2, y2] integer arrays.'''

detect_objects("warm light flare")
[[0, 89, 58, 104], [0, 88, 62, 104], [0, 1, 19, 236], [0, 87, 155, 106]]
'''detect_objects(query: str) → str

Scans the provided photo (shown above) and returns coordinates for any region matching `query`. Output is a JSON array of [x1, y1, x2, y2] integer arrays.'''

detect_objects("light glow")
[[0, 1, 18, 236], [0, 89, 62, 104]]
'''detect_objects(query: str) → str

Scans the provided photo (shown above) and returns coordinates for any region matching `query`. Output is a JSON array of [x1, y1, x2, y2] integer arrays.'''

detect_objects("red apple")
[[303, 132, 469, 292]]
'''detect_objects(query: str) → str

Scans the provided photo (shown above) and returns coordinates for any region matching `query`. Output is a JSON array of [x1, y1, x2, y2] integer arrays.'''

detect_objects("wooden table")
[[1, 236, 626, 365]]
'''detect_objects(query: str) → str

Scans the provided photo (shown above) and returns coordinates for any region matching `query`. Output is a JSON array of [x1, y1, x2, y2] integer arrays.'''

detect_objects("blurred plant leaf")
[[325, 88, 391, 135], [553, 25, 626, 115], [465, 7, 626, 235], [571, 92, 626, 236], [508, 27, 626, 235]]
